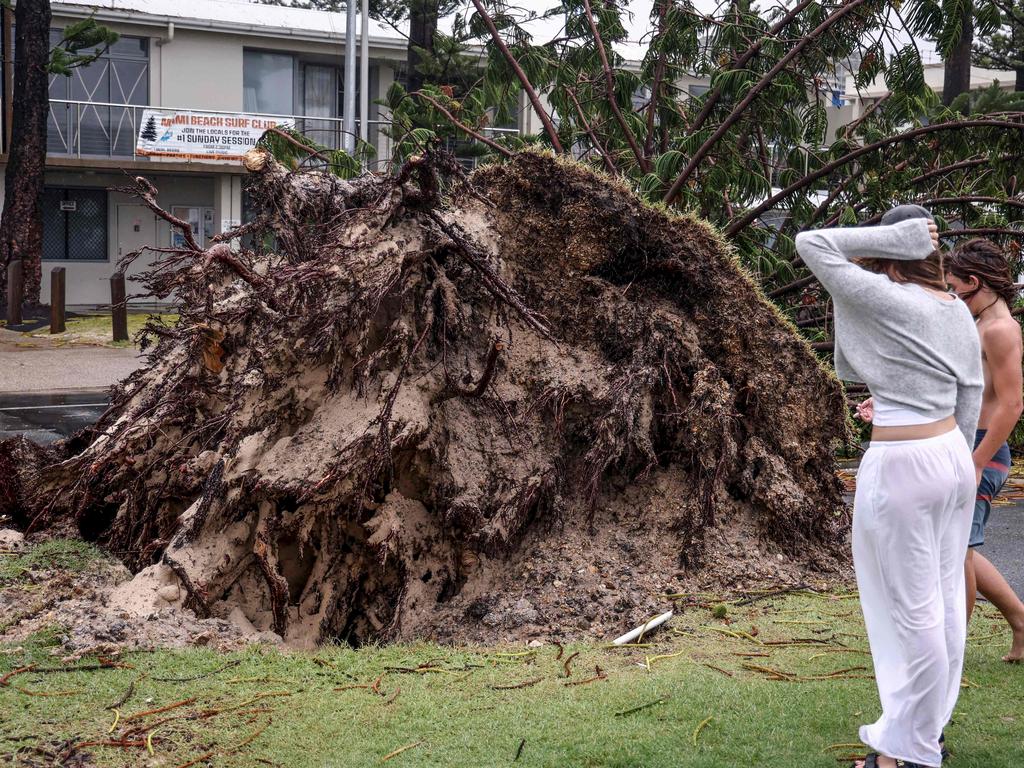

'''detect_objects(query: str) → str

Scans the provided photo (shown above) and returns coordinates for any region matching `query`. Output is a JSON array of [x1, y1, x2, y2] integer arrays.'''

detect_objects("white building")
[[1, 0, 417, 305]]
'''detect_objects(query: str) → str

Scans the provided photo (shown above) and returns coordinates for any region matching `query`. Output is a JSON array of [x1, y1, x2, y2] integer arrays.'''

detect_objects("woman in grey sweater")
[[796, 206, 983, 768]]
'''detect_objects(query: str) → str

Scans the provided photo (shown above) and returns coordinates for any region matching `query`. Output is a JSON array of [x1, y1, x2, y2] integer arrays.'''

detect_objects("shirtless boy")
[[945, 238, 1024, 663]]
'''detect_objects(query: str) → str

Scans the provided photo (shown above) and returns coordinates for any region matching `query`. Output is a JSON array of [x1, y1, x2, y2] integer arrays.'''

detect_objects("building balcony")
[[46, 99, 519, 170]]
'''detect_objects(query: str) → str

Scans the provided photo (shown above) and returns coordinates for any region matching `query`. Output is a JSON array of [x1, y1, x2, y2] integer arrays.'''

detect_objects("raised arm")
[[795, 219, 936, 303]]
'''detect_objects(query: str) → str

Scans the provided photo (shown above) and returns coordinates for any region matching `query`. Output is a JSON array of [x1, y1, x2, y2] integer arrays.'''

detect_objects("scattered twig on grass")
[[818, 666, 868, 677], [741, 663, 795, 681], [383, 686, 402, 705], [644, 649, 687, 670], [381, 740, 424, 763], [69, 738, 149, 751], [824, 743, 867, 752], [564, 666, 607, 686], [692, 715, 713, 746], [152, 659, 240, 682], [775, 619, 829, 625], [562, 651, 580, 678], [605, 642, 653, 649], [808, 649, 870, 660], [615, 695, 670, 717], [225, 717, 273, 752], [0, 664, 36, 686], [11, 686, 81, 697], [732, 584, 818, 606], [492, 677, 544, 690], [553, 643, 564, 661], [174, 749, 216, 768], [761, 638, 831, 646], [702, 663, 734, 677], [123, 697, 197, 722], [106, 677, 139, 710], [514, 738, 526, 761], [703, 626, 745, 640]]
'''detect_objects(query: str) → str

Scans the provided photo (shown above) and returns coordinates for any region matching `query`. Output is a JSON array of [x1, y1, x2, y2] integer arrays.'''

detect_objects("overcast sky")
[[474, 0, 938, 64]]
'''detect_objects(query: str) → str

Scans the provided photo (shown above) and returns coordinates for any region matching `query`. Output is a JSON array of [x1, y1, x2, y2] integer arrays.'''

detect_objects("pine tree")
[[141, 115, 158, 141], [973, 0, 1024, 91]]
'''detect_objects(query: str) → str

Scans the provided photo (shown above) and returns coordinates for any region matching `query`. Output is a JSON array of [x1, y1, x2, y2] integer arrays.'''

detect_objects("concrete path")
[[0, 329, 141, 393]]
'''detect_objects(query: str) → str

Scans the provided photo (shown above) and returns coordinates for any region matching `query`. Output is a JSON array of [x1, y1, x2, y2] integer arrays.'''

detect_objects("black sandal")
[[856, 753, 932, 768], [939, 731, 949, 762]]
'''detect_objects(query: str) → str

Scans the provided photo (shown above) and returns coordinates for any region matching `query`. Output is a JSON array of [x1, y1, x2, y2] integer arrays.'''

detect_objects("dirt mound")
[[3, 150, 850, 646], [0, 533, 266, 654]]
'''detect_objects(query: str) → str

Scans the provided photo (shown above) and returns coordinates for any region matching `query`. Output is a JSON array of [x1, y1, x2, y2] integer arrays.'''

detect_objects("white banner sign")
[[136, 109, 294, 162]]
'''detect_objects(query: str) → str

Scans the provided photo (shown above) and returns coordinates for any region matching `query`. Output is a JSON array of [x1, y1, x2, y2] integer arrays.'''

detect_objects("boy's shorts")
[[969, 430, 1011, 548]]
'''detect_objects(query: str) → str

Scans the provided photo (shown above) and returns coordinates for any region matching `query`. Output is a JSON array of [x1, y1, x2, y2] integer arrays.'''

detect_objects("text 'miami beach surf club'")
[[136, 109, 295, 162]]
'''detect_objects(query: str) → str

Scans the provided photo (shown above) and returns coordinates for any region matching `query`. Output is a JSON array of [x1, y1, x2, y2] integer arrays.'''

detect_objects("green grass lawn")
[[1, 546, 1022, 767], [24, 313, 178, 347]]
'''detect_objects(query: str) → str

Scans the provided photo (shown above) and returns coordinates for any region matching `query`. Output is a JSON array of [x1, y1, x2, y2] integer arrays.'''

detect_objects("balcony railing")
[[46, 99, 519, 170]]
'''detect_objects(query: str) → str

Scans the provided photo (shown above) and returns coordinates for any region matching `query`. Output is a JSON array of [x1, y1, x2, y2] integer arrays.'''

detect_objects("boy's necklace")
[[973, 297, 999, 321]]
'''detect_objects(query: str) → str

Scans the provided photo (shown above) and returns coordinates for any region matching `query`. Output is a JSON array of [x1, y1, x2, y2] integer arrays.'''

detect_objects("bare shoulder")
[[979, 317, 1023, 352]]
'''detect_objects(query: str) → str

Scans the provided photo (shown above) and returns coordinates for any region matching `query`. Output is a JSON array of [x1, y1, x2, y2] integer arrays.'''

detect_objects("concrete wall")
[[156, 29, 245, 111], [40, 171, 218, 306]]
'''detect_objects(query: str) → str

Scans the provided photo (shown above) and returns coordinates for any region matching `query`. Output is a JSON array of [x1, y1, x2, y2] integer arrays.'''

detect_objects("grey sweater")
[[795, 219, 983, 445]]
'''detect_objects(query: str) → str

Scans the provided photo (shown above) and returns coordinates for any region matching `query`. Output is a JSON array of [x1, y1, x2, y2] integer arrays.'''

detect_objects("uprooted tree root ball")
[[2, 150, 851, 646]]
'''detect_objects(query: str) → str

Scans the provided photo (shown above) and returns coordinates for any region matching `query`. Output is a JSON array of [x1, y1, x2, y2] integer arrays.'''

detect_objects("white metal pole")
[[359, 0, 369, 147], [343, 0, 357, 153]]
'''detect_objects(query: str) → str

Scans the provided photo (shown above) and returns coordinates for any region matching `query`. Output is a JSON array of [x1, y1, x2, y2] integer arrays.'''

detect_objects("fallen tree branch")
[[726, 117, 1024, 236], [666, 0, 871, 202], [468, 0, 563, 153], [582, 0, 650, 172], [414, 91, 513, 158]]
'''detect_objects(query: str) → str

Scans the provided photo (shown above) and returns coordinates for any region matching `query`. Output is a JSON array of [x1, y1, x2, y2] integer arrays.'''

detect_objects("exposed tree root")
[[1, 150, 850, 645]]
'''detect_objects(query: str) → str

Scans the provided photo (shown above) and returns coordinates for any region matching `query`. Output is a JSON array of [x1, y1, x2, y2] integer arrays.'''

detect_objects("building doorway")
[[116, 203, 158, 297]]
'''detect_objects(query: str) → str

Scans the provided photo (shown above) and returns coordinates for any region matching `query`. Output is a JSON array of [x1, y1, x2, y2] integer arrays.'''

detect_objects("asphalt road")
[[978, 489, 1024, 602], [0, 391, 109, 445]]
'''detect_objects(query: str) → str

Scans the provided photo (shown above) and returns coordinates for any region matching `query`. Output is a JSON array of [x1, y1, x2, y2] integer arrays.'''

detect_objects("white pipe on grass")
[[611, 610, 673, 646]]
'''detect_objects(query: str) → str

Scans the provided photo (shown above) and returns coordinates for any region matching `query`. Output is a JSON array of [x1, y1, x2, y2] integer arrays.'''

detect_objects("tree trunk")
[[1016, 67, 1024, 93], [942, 2, 973, 106], [406, 0, 438, 94], [0, 0, 50, 306]]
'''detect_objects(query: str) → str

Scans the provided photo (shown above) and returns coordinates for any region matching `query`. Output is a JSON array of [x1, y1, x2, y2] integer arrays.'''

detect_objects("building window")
[[171, 207, 215, 249], [42, 188, 108, 262], [47, 32, 150, 157], [303, 63, 340, 147], [244, 50, 295, 115]]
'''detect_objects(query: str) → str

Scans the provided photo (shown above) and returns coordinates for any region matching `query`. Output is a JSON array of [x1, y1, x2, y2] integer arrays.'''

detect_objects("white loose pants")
[[853, 428, 975, 767]]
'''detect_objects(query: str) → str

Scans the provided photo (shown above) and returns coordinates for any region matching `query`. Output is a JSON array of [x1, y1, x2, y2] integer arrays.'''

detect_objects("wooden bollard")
[[110, 271, 128, 342], [5, 259, 22, 325], [50, 267, 66, 333]]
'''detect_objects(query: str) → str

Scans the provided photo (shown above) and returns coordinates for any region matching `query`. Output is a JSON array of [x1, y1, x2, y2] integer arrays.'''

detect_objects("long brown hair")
[[946, 238, 1019, 305], [857, 249, 947, 291]]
